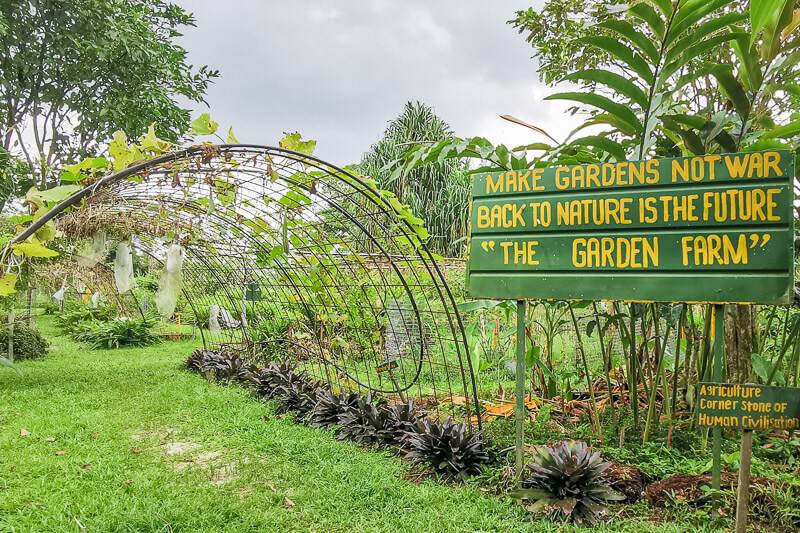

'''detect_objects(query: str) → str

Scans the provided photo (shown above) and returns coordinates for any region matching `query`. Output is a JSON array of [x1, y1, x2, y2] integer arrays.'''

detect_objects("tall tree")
[[359, 102, 470, 257], [0, 0, 218, 194]]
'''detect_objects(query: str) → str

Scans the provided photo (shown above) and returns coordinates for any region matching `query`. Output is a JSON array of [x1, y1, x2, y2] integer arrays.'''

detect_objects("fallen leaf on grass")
[[130, 449, 142, 454], [79, 464, 91, 470], [20, 428, 30, 437], [283, 497, 295, 508], [123, 480, 131, 485], [55, 450, 67, 455], [45, 437, 55, 442]]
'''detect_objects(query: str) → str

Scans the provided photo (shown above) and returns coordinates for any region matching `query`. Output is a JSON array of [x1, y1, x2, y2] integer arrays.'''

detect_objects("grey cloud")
[[177, 0, 576, 165]]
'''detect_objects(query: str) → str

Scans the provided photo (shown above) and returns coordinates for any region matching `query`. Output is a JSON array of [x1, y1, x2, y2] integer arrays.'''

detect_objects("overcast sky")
[[176, 1, 577, 166]]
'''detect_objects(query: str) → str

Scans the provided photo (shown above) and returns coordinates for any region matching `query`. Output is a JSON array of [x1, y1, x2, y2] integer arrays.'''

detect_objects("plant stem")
[[568, 303, 602, 444]]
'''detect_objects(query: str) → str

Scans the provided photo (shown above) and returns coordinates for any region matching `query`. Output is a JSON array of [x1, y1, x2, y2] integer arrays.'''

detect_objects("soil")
[[644, 472, 772, 507], [604, 463, 649, 503]]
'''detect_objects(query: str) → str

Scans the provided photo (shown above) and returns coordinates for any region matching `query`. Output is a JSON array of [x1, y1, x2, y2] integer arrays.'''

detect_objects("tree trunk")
[[724, 304, 756, 383]]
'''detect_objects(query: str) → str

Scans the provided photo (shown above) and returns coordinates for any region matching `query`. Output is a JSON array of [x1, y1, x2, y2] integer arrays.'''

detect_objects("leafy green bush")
[[0, 323, 49, 360], [74, 318, 159, 349], [512, 440, 623, 527], [56, 307, 112, 335]]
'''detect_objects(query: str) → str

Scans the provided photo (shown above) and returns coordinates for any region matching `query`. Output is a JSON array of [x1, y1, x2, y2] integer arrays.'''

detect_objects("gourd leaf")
[[12, 242, 59, 258], [25, 184, 82, 207], [190, 113, 218, 135], [0, 273, 18, 295]]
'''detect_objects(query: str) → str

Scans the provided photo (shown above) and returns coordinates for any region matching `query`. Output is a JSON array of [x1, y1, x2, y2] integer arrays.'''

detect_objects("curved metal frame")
[[14, 145, 481, 426]]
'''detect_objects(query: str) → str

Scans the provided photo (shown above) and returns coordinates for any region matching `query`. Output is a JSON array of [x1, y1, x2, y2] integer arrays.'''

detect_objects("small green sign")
[[245, 283, 262, 301], [375, 360, 398, 373], [697, 382, 800, 430], [467, 150, 794, 304]]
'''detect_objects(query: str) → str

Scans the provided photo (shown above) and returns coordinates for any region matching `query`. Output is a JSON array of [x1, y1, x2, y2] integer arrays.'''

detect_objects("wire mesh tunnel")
[[18, 145, 480, 424]]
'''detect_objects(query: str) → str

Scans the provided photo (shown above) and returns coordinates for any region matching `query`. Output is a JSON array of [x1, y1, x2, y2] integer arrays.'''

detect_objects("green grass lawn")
[[0, 316, 721, 532]]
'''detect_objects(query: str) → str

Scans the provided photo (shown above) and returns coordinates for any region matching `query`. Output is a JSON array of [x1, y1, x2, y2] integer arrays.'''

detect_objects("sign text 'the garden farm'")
[[466, 150, 794, 304]]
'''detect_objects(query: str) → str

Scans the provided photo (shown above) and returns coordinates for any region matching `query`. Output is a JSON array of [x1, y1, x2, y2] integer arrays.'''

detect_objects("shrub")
[[0, 324, 49, 360], [74, 318, 159, 349], [381, 398, 424, 446], [311, 389, 360, 430], [56, 307, 112, 335], [512, 440, 624, 527], [405, 418, 493, 480], [337, 394, 393, 446], [186, 349, 253, 383]]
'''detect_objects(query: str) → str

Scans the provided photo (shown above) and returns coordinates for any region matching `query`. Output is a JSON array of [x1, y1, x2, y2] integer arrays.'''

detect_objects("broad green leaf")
[[572, 113, 638, 136], [761, 120, 800, 139], [751, 352, 785, 385], [674, 64, 733, 92], [667, 0, 733, 47], [511, 142, 552, 152], [457, 299, 504, 313], [732, 36, 764, 91], [0, 273, 17, 296], [712, 130, 738, 152], [576, 36, 654, 84], [279, 132, 316, 156], [35, 221, 56, 243], [226, 126, 240, 144], [569, 135, 627, 161], [741, 139, 790, 151], [661, 117, 706, 155], [0, 356, 23, 376], [665, 12, 748, 63], [750, 0, 786, 47], [545, 92, 643, 133], [26, 184, 82, 206], [564, 69, 649, 108], [649, 0, 674, 17], [629, 3, 666, 39], [661, 33, 746, 84], [108, 131, 144, 171], [598, 20, 660, 62], [12, 242, 59, 258], [190, 113, 218, 135], [139, 123, 171, 154], [712, 69, 751, 119]]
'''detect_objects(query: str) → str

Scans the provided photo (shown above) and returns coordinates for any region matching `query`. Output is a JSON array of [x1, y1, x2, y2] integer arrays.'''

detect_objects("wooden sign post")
[[698, 382, 800, 531], [465, 150, 795, 497]]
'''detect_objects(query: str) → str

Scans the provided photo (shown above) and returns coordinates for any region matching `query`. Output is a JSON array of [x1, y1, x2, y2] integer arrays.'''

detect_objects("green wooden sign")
[[697, 382, 800, 430], [375, 360, 399, 373], [244, 283, 262, 301], [467, 150, 794, 303]]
